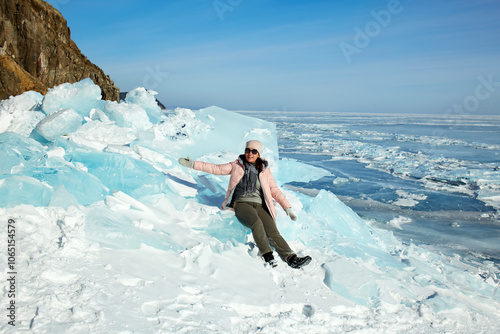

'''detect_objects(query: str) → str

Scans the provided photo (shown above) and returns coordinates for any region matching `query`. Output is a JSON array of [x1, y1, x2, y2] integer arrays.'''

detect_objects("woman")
[[178, 140, 312, 269]]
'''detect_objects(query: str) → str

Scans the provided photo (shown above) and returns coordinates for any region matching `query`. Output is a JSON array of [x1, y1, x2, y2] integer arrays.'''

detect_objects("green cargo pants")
[[234, 201, 295, 261]]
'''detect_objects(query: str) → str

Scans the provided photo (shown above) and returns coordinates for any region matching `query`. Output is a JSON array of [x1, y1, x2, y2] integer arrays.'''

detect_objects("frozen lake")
[[239, 111, 500, 260]]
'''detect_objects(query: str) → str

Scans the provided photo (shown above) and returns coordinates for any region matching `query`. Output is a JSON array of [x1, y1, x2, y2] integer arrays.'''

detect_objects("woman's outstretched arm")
[[179, 156, 234, 176]]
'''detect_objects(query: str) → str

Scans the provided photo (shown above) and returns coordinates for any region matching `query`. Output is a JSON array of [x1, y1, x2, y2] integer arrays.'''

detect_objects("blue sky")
[[47, 0, 500, 114]]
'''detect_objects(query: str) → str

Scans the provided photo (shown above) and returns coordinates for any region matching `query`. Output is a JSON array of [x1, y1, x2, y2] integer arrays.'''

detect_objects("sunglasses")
[[245, 148, 259, 155]]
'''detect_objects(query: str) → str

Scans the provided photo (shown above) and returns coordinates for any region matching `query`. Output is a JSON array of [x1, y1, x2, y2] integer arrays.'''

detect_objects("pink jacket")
[[193, 157, 291, 221]]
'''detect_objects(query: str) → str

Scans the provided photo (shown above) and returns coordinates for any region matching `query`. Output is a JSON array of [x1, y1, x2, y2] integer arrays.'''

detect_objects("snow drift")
[[0, 79, 499, 333]]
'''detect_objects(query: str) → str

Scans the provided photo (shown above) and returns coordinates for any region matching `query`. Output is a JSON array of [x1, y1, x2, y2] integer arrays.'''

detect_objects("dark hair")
[[254, 157, 264, 173], [243, 155, 264, 173]]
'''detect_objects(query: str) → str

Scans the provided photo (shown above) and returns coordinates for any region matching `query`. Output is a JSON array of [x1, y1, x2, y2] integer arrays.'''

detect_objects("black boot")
[[287, 254, 312, 269], [263, 252, 278, 268]]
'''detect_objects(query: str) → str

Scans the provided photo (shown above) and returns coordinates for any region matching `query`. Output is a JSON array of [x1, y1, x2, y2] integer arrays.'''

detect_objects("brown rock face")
[[0, 0, 119, 101]]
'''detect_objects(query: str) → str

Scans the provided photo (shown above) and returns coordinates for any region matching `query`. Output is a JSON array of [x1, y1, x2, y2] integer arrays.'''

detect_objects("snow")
[[1, 80, 500, 333], [392, 190, 428, 207], [387, 216, 413, 230]]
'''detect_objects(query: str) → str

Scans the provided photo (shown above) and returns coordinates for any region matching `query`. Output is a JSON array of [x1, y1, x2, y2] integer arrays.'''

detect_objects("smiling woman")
[[178, 140, 312, 269]]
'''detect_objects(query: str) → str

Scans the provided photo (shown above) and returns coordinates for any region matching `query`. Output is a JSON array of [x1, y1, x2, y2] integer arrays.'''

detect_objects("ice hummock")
[[41, 78, 103, 117], [124, 87, 162, 124], [35, 108, 83, 141], [0, 80, 499, 333], [0, 91, 45, 137]]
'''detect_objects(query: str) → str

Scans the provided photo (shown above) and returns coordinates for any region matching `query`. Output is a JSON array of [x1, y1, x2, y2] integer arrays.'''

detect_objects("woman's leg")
[[255, 205, 295, 262], [234, 202, 273, 256]]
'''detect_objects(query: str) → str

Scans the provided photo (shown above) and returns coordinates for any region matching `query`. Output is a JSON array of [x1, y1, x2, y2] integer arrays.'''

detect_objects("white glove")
[[285, 208, 297, 221], [178, 156, 194, 168]]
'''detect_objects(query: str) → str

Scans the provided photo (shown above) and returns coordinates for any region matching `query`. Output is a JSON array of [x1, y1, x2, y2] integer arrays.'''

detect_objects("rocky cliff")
[[0, 0, 119, 101]]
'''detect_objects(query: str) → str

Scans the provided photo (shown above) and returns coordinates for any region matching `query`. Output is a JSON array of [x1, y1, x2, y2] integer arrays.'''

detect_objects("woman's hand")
[[285, 208, 297, 221], [178, 157, 194, 168]]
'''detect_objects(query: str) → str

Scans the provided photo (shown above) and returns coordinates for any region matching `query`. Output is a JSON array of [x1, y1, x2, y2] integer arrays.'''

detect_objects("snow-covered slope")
[[1, 80, 499, 333]]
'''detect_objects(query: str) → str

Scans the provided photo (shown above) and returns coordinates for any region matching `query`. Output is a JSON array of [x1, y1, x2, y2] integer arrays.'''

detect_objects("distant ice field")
[[238, 111, 500, 260]]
